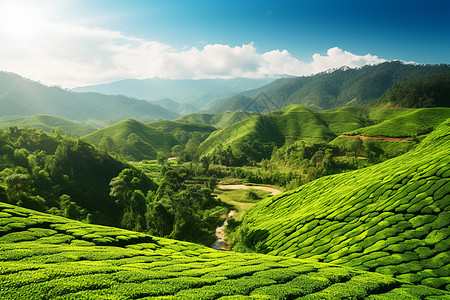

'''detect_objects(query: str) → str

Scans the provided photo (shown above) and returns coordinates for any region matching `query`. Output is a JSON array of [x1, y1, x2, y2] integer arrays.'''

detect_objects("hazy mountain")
[[205, 61, 450, 113], [0, 72, 179, 123], [72, 77, 278, 108]]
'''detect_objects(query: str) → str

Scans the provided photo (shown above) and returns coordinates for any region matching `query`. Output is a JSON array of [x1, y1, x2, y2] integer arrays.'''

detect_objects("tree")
[[98, 136, 114, 153], [5, 173, 30, 204], [157, 151, 168, 166], [349, 137, 363, 157]]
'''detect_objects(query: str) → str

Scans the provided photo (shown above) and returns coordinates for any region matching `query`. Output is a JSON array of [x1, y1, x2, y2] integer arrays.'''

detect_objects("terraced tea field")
[[238, 119, 450, 292], [1, 202, 449, 299]]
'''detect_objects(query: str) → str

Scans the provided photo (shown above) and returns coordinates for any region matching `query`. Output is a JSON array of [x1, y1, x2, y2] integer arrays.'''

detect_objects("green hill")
[[375, 73, 450, 108], [0, 202, 448, 299], [0, 114, 96, 136], [234, 118, 450, 291], [177, 111, 260, 129], [198, 105, 367, 162], [206, 61, 450, 113], [0, 72, 179, 123], [148, 120, 216, 136], [347, 107, 450, 138], [84, 119, 180, 161]]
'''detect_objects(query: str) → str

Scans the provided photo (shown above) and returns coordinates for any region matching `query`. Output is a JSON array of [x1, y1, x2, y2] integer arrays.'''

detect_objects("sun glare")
[[0, 2, 51, 40]]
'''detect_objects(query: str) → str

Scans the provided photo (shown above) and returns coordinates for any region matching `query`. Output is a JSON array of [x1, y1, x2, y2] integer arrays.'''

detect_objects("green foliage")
[[177, 111, 261, 129], [349, 107, 450, 137], [0, 126, 152, 227], [234, 119, 450, 291], [0, 202, 448, 299], [0, 114, 96, 137], [377, 73, 450, 108], [207, 61, 450, 113]]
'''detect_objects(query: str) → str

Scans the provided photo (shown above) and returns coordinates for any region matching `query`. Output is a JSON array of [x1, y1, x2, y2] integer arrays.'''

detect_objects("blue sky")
[[0, 0, 448, 87]]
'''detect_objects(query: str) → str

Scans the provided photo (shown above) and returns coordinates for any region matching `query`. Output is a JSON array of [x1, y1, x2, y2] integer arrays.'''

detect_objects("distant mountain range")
[[204, 61, 450, 113], [0, 72, 179, 124], [72, 77, 278, 114]]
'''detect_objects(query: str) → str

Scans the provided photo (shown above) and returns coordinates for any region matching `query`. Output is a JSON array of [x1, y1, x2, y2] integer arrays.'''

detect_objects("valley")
[[0, 62, 449, 298]]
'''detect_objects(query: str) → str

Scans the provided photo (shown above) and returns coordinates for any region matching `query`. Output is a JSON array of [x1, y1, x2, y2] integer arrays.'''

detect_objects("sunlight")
[[0, 1, 51, 40]]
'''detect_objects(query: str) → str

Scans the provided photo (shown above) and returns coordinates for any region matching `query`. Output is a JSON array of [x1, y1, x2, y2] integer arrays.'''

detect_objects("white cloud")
[[0, 14, 387, 88]]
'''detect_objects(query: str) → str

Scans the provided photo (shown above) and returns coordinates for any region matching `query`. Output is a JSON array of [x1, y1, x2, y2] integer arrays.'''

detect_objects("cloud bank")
[[0, 20, 386, 88]]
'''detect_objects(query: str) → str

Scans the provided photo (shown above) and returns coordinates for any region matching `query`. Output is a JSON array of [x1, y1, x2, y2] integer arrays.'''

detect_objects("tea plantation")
[[237, 119, 450, 291], [1, 203, 449, 299]]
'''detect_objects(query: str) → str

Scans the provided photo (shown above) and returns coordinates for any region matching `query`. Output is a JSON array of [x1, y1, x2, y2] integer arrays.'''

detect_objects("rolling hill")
[[205, 61, 450, 113], [0, 201, 449, 299], [234, 118, 450, 291], [83, 119, 180, 161], [197, 105, 367, 160], [348, 107, 450, 138], [177, 111, 260, 129], [0, 72, 179, 123], [148, 120, 217, 136], [0, 114, 97, 136]]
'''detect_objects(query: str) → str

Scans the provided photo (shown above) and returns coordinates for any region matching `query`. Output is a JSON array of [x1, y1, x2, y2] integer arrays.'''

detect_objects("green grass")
[[0, 202, 448, 299], [0, 114, 96, 136], [348, 107, 450, 137], [177, 111, 261, 129], [198, 105, 338, 157], [83, 119, 180, 160], [148, 120, 217, 135], [236, 118, 450, 291]]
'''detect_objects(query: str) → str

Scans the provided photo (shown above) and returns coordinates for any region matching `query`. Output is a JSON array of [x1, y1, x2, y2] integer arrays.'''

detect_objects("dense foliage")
[[207, 61, 450, 113], [231, 119, 450, 291], [0, 127, 132, 225], [1, 202, 448, 299], [377, 73, 450, 108]]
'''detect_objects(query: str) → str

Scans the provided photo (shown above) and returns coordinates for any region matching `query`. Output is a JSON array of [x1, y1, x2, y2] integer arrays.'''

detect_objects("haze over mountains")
[[73, 77, 278, 114]]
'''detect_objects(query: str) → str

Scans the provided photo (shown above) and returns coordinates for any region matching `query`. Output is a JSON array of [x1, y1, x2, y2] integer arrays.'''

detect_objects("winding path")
[[338, 134, 411, 142], [211, 184, 283, 250], [217, 184, 283, 196]]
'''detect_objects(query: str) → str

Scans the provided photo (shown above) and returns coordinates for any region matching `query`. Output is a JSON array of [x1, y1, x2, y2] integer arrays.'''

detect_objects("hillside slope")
[[236, 118, 450, 291], [177, 111, 260, 129], [0, 202, 448, 299], [206, 61, 450, 113], [348, 107, 450, 138], [0, 114, 97, 136], [0, 72, 178, 123], [198, 105, 365, 161], [83, 119, 180, 161]]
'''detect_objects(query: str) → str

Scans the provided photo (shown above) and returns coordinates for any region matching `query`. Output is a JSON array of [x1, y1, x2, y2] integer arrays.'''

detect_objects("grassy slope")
[[348, 107, 450, 137], [238, 119, 450, 291], [177, 111, 260, 129], [148, 120, 216, 135], [198, 105, 362, 156], [0, 114, 96, 136], [0, 203, 448, 299], [84, 119, 179, 160]]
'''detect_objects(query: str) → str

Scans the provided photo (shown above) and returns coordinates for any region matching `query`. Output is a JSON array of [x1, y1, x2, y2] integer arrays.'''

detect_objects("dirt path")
[[338, 134, 411, 142], [211, 210, 236, 251], [217, 184, 283, 196]]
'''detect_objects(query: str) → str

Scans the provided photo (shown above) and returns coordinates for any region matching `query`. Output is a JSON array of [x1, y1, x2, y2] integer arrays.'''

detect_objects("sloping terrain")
[[0, 114, 96, 136], [177, 111, 260, 129], [148, 120, 216, 136], [0, 202, 449, 299], [198, 105, 364, 159], [84, 119, 180, 161], [0, 72, 178, 123], [348, 107, 450, 137], [236, 119, 450, 291], [206, 62, 450, 113]]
